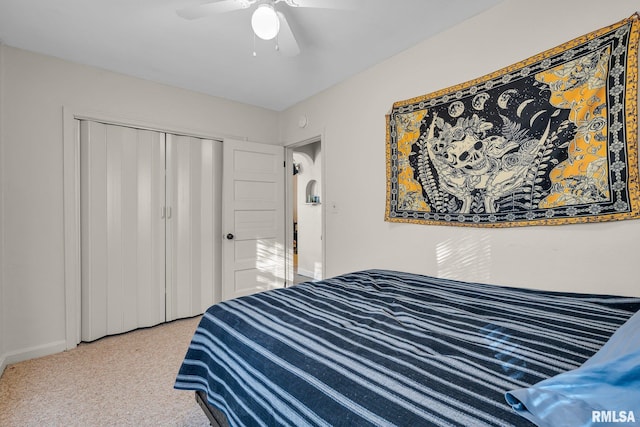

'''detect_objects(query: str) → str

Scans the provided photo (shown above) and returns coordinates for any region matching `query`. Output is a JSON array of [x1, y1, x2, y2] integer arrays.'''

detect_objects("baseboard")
[[1, 340, 67, 374], [0, 352, 7, 378], [297, 268, 321, 281]]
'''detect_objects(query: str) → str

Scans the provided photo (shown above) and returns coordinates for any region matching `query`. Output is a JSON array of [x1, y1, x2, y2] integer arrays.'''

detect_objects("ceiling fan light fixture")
[[251, 4, 280, 40]]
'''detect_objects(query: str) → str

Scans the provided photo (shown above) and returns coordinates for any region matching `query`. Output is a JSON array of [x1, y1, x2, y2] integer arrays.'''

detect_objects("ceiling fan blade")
[[278, 0, 357, 10], [176, 0, 254, 20], [276, 11, 300, 57]]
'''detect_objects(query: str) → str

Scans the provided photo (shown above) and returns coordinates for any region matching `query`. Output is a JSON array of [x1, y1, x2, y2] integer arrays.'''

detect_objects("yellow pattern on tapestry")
[[539, 47, 611, 208], [395, 110, 429, 211]]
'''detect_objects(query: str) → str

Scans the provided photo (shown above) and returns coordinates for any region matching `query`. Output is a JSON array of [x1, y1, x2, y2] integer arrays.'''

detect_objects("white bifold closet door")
[[166, 134, 222, 321], [80, 120, 221, 342]]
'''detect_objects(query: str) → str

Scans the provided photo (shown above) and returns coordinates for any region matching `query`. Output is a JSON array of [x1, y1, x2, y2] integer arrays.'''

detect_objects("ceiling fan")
[[177, 0, 355, 57]]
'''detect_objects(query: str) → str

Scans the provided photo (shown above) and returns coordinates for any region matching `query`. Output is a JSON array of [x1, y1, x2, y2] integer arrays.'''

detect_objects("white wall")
[[293, 142, 322, 279], [0, 45, 278, 372], [279, 0, 640, 297]]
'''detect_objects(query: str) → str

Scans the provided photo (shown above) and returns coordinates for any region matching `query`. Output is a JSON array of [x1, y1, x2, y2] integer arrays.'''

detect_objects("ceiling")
[[0, 0, 502, 111]]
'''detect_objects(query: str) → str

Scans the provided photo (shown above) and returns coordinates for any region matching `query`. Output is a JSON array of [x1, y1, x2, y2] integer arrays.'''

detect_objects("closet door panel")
[[81, 121, 166, 341], [199, 141, 216, 312], [105, 124, 125, 336], [134, 129, 166, 328], [167, 135, 192, 319], [166, 135, 221, 321], [81, 121, 109, 341]]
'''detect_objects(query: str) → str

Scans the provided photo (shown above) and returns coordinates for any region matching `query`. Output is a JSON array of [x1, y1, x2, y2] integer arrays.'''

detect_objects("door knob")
[[226, 233, 234, 240]]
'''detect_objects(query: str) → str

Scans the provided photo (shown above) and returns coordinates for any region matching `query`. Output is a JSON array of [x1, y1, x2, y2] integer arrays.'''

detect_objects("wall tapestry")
[[385, 14, 640, 227]]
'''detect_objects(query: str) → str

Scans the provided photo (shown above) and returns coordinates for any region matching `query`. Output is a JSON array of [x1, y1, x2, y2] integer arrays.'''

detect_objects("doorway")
[[287, 138, 323, 285]]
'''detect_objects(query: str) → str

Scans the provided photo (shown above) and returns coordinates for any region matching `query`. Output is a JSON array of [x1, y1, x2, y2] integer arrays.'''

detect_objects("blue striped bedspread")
[[174, 269, 640, 426]]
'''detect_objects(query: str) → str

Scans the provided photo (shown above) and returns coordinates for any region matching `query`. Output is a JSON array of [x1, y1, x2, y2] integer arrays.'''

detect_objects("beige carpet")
[[0, 316, 211, 427]]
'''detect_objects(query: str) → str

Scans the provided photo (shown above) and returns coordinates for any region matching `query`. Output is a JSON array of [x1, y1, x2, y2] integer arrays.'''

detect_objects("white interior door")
[[80, 121, 166, 341], [222, 139, 285, 300], [166, 134, 222, 320]]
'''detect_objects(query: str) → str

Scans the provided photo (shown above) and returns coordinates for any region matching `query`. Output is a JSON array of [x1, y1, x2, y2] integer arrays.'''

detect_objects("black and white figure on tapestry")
[[409, 77, 577, 215]]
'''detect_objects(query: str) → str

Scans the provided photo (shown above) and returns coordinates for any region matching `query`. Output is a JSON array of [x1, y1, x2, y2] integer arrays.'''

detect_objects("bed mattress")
[[175, 269, 640, 426]]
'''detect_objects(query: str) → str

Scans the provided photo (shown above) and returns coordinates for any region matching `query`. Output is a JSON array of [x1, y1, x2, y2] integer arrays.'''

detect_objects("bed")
[[174, 269, 640, 426]]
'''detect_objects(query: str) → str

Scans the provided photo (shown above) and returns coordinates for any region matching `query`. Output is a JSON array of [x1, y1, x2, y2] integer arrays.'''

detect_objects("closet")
[[80, 120, 221, 342]]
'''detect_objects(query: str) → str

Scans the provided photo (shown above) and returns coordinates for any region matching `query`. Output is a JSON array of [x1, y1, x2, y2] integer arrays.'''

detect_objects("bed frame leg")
[[195, 390, 228, 427]]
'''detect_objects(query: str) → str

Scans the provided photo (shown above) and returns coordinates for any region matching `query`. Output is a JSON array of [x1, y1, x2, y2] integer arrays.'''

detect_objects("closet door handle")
[[167, 207, 172, 219], [226, 233, 234, 240], [161, 207, 166, 219]]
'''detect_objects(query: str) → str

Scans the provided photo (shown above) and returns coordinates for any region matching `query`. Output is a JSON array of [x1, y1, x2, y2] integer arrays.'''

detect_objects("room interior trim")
[[1, 340, 66, 371]]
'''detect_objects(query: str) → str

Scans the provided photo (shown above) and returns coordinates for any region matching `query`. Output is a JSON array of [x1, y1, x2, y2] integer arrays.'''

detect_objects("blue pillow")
[[505, 310, 640, 427]]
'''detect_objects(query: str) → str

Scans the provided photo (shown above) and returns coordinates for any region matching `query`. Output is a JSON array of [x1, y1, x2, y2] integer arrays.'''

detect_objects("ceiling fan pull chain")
[[253, 32, 257, 57]]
